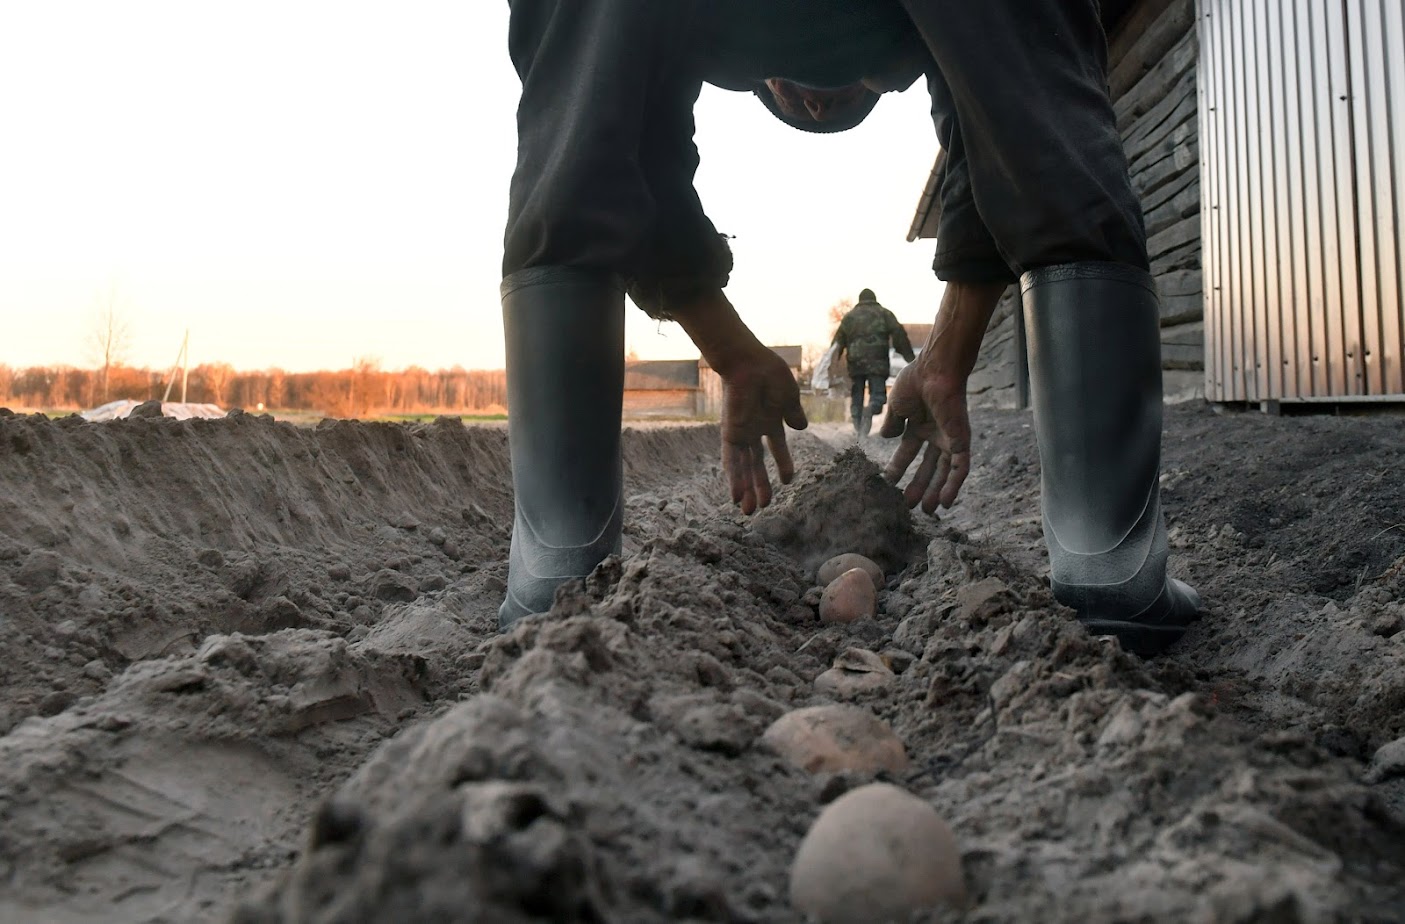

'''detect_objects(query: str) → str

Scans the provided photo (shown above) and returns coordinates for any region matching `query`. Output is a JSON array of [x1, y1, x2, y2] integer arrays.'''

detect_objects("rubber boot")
[[498, 267, 625, 630], [1021, 262, 1201, 657], [858, 409, 873, 439]]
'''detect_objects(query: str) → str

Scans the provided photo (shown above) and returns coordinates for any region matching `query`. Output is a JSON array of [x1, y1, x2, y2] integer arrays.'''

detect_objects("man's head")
[[859, 288, 877, 303], [754, 79, 881, 134], [753, 43, 928, 134]]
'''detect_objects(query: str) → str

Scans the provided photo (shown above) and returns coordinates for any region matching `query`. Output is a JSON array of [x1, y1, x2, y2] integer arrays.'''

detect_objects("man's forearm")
[[921, 282, 1008, 379], [669, 289, 765, 376]]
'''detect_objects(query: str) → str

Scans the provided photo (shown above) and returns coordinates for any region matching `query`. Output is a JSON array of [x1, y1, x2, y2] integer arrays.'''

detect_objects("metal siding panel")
[[1247, 0, 1270, 396], [1204, 0, 1225, 399], [1280, 0, 1310, 397], [1286, 0, 1320, 393], [1371, 0, 1405, 393], [1303, 0, 1337, 393], [1317, 0, 1353, 395], [1200, 0, 1404, 402], [1228, 0, 1251, 400], [1329, 0, 1366, 395], [1197, 0, 1222, 399], [1349, 0, 1386, 394], [1385, 0, 1405, 394], [1246, 0, 1265, 399], [1202, 0, 1225, 398], [1260, 0, 1287, 397], [1210, 0, 1230, 401]]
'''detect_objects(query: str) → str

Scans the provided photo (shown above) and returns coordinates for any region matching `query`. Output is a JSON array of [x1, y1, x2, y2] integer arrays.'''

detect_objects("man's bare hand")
[[720, 347, 808, 514], [879, 357, 973, 512]]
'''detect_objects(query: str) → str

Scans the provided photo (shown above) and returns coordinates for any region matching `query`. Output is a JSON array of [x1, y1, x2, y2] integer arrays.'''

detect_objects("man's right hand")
[[718, 345, 808, 514], [879, 355, 974, 513]]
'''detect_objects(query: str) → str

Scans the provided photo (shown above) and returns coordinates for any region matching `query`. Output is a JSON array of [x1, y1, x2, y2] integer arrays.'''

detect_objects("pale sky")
[[0, 1, 944, 373]]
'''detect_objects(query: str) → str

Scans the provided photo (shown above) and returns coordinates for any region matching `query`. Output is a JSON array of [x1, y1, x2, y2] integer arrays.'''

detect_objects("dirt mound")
[[753, 447, 920, 581]]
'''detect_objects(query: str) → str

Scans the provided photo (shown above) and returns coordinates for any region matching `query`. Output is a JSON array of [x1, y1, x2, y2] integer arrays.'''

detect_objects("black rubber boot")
[[1021, 262, 1201, 657], [858, 409, 873, 439], [498, 267, 625, 630]]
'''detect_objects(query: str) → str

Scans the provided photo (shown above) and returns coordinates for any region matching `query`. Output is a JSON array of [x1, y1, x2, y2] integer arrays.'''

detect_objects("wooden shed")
[[908, 0, 1404, 407], [623, 359, 700, 419]]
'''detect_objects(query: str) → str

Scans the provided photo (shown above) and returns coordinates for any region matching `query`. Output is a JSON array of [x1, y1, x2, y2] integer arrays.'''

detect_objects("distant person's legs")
[[850, 376, 869, 437], [893, 0, 1199, 655], [866, 373, 889, 419]]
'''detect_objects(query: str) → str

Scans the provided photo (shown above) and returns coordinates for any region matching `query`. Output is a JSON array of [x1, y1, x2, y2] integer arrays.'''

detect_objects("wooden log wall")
[[1110, 0, 1203, 392]]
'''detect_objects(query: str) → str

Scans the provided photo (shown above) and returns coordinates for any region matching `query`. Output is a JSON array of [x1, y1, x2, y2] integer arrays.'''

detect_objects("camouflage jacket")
[[832, 296, 915, 378]]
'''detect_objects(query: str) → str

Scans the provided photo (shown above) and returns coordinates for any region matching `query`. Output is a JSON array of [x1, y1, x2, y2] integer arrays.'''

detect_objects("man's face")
[[763, 48, 926, 125], [764, 79, 871, 124]]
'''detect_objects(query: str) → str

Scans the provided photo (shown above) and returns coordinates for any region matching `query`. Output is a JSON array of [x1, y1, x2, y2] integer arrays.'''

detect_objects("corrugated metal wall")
[[1199, 0, 1405, 401]]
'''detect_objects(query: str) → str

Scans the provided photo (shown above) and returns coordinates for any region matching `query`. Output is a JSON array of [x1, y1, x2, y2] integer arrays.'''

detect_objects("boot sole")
[[1080, 619, 1189, 658]]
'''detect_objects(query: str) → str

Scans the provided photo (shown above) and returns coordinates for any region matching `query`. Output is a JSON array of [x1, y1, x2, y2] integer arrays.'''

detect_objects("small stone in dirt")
[[664, 856, 734, 919], [15, 550, 62, 592], [195, 548, 224, 568], [1366, 736, 1405, 784], [328, 564, 351, 582], [38, 690, 76, 716], [762, 705, 909, 776], [790, 783, 965, 923], [954, 576, 1013, 624], [802, 585, 825, 608], [82, 660, 112, 682], [389, 513, 420, 531], [676, 703, 754, 756], [129, 399, 164, 418], [1368, 609, 1403, 638], [815, 648, 897, 698], [262, 597, 304, 629], [732, 689, 787, 723], [818, 554, 884, 591], [819, 570, 877, 625], [879, 649, 914, 674], [442, 538, 462, 560], [427, 527, 448, 546], [370, 569, 418, 603]]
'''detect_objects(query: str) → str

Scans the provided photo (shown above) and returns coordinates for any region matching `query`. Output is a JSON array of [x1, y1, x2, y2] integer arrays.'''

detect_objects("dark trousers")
[[906, 0, 1148, 282], [850, 374, 889, 418], [504, 0, 1148, 288]]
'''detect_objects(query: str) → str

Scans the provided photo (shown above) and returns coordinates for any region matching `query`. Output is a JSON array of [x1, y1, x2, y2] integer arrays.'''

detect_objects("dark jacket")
[[833, 292, 915, 378]]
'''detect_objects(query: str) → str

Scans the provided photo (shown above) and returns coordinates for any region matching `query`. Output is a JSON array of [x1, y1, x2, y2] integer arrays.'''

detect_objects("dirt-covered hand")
[[720, 347, 809, 514], [879, 357, 972, 512]]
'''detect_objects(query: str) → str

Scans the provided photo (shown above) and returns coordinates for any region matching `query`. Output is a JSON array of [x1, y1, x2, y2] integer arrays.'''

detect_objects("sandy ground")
[[1, 403, 1403, 922]]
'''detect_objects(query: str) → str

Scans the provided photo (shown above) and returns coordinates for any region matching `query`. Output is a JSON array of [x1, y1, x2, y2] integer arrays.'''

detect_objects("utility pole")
[[162, 330, 190, 403]]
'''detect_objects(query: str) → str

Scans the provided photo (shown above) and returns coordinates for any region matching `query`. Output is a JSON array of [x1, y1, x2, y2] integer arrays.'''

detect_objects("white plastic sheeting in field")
[[81, 401, 226, 421]]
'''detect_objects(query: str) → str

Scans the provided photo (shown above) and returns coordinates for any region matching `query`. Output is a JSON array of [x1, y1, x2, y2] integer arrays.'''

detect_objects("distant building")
[[621, 347, 803, 419], [622, 359, 701, 418]]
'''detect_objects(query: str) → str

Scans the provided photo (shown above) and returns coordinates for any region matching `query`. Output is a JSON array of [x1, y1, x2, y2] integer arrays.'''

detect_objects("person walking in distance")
[[831, 289, 915, 438]]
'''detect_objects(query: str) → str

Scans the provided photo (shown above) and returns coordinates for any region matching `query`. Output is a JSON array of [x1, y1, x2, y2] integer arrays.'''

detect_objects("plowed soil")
[[1, 403, 1403, 923]]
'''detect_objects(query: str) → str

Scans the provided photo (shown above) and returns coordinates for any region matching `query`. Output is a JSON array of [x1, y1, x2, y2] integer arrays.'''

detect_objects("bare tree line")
[[0, 361, 508, 418]]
